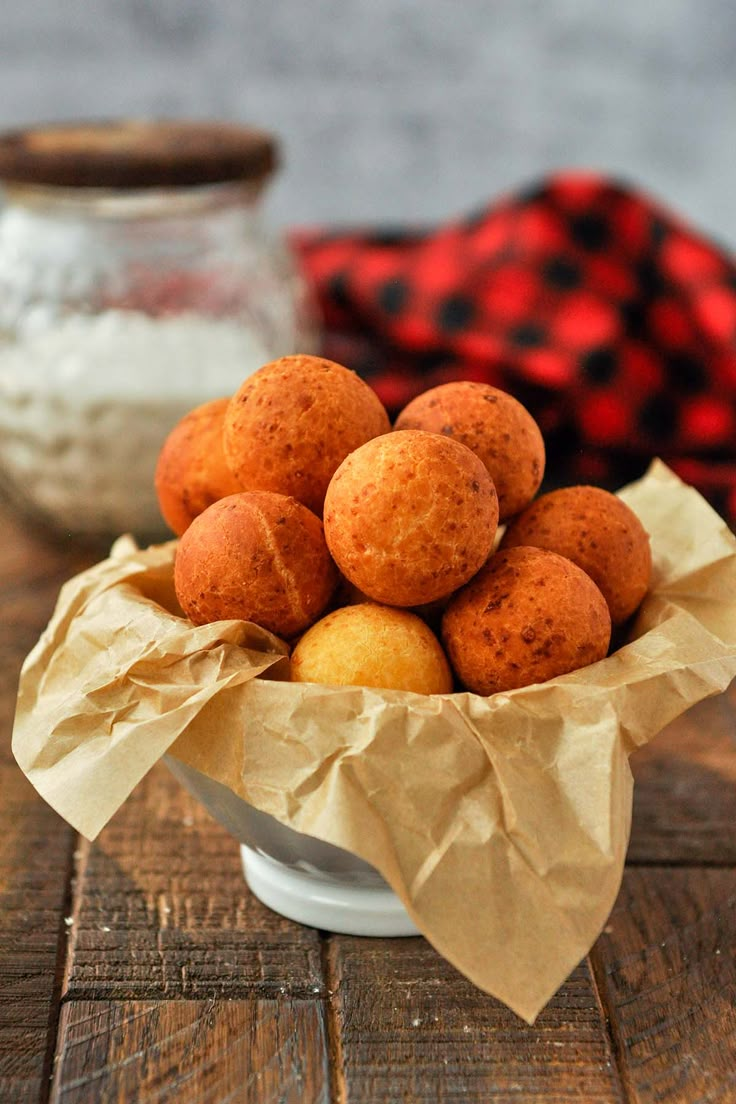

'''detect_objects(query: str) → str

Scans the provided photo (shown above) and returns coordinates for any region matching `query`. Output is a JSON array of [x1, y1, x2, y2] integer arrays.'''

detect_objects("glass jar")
[[0, 120, 318, 543]]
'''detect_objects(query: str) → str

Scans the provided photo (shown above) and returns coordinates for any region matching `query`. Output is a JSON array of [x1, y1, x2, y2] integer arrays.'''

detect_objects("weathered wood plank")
[[0, 771, 75, 1104], [51, 999, 330, 1104], [591, 866, 736, 1104], [628, 683, 736, 865], [325, 936, 625, 1103], [64, 764, 325, 1001], [0, 507, 94, 1104]]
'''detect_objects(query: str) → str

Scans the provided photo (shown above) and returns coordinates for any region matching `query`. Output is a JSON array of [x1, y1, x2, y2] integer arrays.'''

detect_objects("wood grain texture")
[[325, 937, 625, 1103], [0, 509, 96, 1104], [628, 684, 736, 866], [0, 765, 74, 1104], [51, 999, 330, 1104], [591, 866, 736, 1104], [64, 764, 325, 1001]]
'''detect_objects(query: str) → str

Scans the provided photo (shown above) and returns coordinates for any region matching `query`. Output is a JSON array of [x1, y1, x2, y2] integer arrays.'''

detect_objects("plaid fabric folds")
[[292, 172, 736, 522]]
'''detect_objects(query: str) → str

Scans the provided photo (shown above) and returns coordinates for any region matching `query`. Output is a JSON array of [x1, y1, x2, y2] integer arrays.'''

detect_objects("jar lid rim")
[[0, 119, 279, 189]]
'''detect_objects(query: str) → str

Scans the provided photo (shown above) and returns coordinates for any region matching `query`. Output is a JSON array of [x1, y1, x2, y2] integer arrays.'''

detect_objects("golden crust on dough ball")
[[395, 381, 545, 520], [290, 602, 454, 694], [155, 397, 242, 536], [500, 485, 652, 624], [174, 491, 337, 638], [223, 355, 390, 515], [442, 545, 611, 695], [323, 430, 499, 607]]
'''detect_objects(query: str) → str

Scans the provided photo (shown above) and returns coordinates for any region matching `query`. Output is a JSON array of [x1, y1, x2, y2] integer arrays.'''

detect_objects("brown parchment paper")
[[12, 460, 736, 1023]]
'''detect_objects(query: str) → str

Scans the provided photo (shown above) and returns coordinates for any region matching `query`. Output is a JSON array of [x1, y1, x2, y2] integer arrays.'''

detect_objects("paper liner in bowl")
[[12, 461, 736, 1022]]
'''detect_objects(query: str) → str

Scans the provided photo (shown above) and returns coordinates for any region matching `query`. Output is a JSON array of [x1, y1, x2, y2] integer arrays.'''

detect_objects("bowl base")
[[241, 845, 420, 937]]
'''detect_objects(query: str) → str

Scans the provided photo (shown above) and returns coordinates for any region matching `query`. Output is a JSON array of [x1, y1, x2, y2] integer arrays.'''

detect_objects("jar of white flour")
[[0, 120, 317, 542]]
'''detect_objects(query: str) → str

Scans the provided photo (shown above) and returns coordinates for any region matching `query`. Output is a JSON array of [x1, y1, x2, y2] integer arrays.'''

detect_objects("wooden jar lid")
[[0, 119, 278, 189]]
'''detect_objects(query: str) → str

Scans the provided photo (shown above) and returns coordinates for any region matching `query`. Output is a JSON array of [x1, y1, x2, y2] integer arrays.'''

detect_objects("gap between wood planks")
[[320, 935, 347, 1104], [589, 941, 633, 1104], [39, 829, 82, 1104]]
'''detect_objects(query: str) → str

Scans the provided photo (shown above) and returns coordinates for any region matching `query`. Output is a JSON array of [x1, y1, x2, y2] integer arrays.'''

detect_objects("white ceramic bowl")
[[165, 755, 419, 937]]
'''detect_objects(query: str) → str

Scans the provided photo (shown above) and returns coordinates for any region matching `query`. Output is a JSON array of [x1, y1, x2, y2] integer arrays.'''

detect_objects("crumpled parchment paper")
[[12, 460, 736, 1022]]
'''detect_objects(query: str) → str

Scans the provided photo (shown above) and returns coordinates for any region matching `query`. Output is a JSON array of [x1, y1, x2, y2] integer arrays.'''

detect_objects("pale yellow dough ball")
[[290, 603, 454, 695]]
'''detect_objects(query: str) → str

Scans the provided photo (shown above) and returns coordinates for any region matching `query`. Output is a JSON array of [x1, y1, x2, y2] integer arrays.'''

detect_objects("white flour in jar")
[[0, 309, 271, 539]]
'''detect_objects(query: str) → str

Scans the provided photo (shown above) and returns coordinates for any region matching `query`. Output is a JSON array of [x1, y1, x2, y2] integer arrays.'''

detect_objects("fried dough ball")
[[174, 491, 337, 638], [223, 355, 390, 515], [155, 397, 242, 536], [290, 603, 453, 695], [500, 485, 652, 624], [323, 430, 499, 607], [394, 381, 545, 520], [442, 545, 611, 695]]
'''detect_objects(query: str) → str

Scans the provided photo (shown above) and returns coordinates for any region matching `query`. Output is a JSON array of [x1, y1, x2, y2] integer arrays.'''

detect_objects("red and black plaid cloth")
[[291, 172, 736, 523]]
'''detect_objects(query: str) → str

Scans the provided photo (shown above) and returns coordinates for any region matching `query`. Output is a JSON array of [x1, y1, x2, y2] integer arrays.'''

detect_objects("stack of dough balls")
[[157, 355, 652, 696], [170, 355, 387, 640]]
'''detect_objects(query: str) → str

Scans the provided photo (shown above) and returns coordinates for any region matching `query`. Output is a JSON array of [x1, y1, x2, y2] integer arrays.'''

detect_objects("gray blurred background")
[[1, 0, 735, 244]]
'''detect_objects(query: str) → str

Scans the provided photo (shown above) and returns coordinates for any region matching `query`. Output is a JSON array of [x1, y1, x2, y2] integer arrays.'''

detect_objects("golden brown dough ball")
[[223, 355, 390, 515], [324, 429, 498, 607], [154, 397, 242, 536], [442, 545, 611, 695], [394, 381, 545, 520], [174, 491, 337, 638], [290, 603, 453, 694], [500, 485, 652, 624]]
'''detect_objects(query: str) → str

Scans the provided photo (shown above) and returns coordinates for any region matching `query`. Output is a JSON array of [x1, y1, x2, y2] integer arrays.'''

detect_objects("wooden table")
[[2, 503, 735, 1104]]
